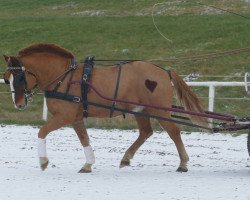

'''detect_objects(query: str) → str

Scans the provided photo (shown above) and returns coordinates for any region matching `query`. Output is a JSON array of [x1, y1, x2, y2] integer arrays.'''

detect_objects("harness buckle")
[[83, 109, 88, 118], [83, 74, 88, 82], [73, 97, 81, 103], [70, 63, 77, 70], [69, 59, 78, 70]]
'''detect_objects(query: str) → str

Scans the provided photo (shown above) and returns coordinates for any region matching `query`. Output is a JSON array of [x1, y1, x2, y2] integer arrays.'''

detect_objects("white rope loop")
[[152, 2, 173, 43]]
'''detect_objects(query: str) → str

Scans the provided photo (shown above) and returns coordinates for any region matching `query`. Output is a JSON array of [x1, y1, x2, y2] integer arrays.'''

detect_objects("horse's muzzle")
[[16, 104, 26, 110]]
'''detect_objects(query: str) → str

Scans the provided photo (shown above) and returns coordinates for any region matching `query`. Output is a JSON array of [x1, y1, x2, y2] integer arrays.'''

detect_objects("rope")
[[151, 1, 250, 62], [152, 2, 172, 43]]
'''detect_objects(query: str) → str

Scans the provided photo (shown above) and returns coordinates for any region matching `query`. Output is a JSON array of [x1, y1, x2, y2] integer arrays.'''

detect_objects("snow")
[[0, 125, 249, 200]]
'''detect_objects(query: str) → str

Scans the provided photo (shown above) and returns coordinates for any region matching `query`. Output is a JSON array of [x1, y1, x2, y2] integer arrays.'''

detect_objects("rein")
[[42, 59, 78, 91], [46, 79, 250, 132], [85, 46, 250, 63], [6, 56, 249, 132], [44, 57, 249, 132]]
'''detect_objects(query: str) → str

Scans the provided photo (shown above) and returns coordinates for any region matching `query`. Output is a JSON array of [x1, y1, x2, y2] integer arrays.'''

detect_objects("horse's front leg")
[[38, 115, 68, 171], [72, 120, 95, 173]]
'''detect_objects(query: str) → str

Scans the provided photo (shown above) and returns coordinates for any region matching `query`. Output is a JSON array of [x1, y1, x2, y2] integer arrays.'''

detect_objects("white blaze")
[[9, 74, 16, 104]]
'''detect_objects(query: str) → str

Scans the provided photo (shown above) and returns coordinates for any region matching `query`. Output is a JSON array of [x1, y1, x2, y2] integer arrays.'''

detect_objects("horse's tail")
[[170, 70, 209, 128]]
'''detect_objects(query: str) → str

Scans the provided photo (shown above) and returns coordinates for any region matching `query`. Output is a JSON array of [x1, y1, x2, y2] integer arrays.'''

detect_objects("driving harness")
[[44, 57, 124, 118]]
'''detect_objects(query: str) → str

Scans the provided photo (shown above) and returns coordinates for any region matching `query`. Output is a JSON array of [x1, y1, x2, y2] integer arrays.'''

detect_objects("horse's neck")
[[23, 54, 69, 90]]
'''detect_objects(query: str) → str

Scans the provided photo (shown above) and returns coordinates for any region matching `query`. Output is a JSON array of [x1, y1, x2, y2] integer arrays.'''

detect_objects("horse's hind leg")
[[72, 121, 95, 173], [158, 120, 189, 172], [120, 116, 153, 168]]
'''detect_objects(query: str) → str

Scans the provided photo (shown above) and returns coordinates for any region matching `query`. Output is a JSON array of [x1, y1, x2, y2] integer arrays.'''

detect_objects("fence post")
[[42, 97, 48, 121], [245, 72, 249, 96], [208, 85, 215, 112]]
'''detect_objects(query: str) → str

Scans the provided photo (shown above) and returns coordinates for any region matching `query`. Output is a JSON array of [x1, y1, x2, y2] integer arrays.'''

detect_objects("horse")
[[3, 43, 208, 173]]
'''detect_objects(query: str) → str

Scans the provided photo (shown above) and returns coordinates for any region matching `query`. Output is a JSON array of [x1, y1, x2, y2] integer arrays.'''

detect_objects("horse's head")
[[3, 55, 37, 110]]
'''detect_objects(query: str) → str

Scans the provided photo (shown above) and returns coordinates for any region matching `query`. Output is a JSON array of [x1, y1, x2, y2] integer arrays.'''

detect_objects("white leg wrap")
[[38, 138, 47, 157], [84, 146, 95, 164]]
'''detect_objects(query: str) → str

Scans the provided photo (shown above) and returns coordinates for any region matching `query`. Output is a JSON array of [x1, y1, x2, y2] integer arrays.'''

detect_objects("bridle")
[[4, 57, 37, 104], [4, 57, 79, 106]]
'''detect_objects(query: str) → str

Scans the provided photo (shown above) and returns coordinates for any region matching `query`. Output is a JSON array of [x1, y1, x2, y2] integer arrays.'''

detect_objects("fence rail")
[[0, 79, 249, 121], [187, 82, 248, 112]]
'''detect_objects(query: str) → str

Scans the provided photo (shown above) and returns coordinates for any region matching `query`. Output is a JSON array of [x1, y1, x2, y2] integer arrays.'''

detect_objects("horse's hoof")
[[78, 168, 92, 173], [39, 157, 49, 171], [78, 163, 92, 173], [40, 160, 49, 171], [176, 166, 188, 172], [119, 160, 130, 168]]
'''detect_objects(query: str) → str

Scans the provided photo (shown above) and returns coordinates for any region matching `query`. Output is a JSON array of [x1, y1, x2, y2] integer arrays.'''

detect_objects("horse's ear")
[[3, 55, 9, 62]]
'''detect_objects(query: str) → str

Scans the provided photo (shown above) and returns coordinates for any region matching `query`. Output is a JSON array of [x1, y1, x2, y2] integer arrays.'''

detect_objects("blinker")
[[14, 73, 26, 86], [4, 78, 10, 85], [3, 72, 10, 84]]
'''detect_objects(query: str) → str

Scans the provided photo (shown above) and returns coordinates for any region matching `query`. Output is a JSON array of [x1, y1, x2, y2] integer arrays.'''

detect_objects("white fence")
[[0, 79, 249, 121], [187, 82, 247, 112]]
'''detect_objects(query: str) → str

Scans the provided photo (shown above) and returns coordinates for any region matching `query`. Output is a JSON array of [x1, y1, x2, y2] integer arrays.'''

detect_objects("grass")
[[0, 0, 250, 129]]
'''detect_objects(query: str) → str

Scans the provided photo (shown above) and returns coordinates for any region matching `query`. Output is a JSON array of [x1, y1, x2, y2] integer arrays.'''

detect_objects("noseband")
[[4, 58, 37, 104]]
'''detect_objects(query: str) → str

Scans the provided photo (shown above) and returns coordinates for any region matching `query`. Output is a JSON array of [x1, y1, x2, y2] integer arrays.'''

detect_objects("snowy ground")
[[0, 125, 249, 200]]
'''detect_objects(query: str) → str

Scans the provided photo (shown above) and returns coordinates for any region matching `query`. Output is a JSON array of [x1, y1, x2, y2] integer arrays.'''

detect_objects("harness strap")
[[44, 90, 211, 131], [45, 91, 81, 103], [52, 59, 77, 92], [87, 101, 212, 131], [52, 72, 69, 92], [166, 69, 172, 80], [109, 63, 122, 118], [82, 57, 94, 118], [65, 70, 74, 95]]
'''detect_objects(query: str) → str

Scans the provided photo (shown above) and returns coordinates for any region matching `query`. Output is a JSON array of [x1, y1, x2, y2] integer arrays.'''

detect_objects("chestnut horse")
[[3, 43, 208, 173]]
